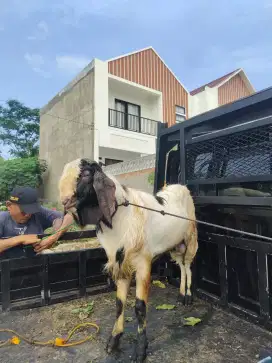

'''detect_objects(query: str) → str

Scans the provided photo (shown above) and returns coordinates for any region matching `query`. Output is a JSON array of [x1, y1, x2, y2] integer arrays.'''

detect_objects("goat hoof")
[[131, 333, 148, 362], [106, 333, 122, 353], [177, 294, 193, 306], [177, 293, 186, 304], [184, 294, 193, 306]]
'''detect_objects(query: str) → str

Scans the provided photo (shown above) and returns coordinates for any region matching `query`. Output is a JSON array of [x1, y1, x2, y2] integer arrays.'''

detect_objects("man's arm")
[[0, 213, 22, 253], [51, 213, 74, 239], [0, 235, 41, 253], [0, 236, 21, 253], [34, 210, 75, 253]]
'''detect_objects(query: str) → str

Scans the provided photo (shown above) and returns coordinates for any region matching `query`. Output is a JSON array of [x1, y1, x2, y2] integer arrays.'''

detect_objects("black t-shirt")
[[0, 207, 63, 259]]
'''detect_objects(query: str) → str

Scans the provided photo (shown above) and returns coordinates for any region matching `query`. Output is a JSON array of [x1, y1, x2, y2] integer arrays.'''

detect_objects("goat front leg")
[[107, 277, 131, 353], [132, 257, 151, 363]]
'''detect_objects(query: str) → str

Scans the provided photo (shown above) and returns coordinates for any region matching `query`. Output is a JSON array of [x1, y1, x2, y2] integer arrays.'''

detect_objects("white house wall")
[[94, 60, 163, 158], [108, 77, 162, 122], [189, 86, 218, 118]]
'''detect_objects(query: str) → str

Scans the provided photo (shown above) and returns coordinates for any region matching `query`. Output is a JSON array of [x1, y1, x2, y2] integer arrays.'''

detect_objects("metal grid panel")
[[186, 124, 272, 181]]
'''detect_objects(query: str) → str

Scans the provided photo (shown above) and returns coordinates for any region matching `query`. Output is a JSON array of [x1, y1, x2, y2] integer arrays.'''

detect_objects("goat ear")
[[93, 170, 116, 226], [77, 205, 103, 227]]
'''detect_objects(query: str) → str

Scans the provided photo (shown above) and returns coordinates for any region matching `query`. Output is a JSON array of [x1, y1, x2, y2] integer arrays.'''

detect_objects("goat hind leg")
[[183, 226, 198, 306], [184, 262, 193, 305], [132, 257, 151, 363], [107, 278, 131, 353], [170, 250, 187, 305]]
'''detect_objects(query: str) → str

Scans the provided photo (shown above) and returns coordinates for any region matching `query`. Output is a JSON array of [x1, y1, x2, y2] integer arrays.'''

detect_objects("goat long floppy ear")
[[93, 170, 116, 226]]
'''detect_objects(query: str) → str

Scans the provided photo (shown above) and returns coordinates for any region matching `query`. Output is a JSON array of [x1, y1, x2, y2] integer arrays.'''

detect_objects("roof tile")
[[190, 69, 240, 95]]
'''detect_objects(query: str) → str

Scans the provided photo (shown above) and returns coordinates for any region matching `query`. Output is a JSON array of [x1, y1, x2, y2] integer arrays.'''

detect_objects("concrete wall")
[[188, 86, 218, 117], [40, 65, 95, 201], [115, 168, 154, 194], [103, 154, 156, 194]]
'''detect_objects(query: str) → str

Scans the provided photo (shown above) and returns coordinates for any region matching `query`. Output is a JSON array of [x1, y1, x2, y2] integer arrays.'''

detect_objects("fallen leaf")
[[156, 304, 176, 310], [71, 301, 94, 316], [183, 317, 202, 326], [152, 280, 166, 289], [71, 308, 81, 314]]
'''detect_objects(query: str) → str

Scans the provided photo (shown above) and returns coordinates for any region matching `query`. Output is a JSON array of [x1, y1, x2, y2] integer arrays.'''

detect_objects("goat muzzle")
[[62, 197, 76, 212]]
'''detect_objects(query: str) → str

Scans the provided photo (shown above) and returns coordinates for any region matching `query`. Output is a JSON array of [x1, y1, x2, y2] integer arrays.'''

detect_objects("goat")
[[58, 158, 198, 362]]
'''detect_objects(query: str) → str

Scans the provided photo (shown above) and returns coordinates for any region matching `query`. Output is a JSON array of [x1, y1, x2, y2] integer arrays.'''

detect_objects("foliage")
[[155, 304, 176, 310], [152, 280, 166, 288], [71, 301, 94, 320], [183, 317, 202, 326], [0, 202, 7, 211], [0, 99, 40, 158], [148, 171, 155, 185], [0, 157, 47, 201]]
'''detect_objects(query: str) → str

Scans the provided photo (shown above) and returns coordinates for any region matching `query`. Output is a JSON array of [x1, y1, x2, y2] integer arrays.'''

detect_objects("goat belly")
[[146, 211, 190, 257]]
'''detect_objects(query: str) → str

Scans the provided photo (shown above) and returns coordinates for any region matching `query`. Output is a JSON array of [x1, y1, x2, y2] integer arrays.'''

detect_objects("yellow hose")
[[0, 322, 99, 348]]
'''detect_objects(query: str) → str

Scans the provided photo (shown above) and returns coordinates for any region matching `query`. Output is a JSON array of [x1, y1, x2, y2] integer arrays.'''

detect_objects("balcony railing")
[[108, 109, 159, 136]]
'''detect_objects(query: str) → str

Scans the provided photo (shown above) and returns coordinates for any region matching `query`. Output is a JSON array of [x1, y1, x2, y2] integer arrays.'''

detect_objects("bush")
[[0, 202, 7, 211], [148, 171, 155, 185], [0, 157, 47, 201]]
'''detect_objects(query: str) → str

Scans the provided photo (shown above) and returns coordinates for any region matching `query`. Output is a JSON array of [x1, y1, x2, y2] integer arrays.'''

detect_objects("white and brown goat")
[[58, 158, 198, 362]]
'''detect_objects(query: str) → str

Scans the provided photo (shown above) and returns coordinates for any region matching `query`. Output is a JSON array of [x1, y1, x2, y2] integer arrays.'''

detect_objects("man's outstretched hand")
[[34, 235, 58, 253], [34, 213, 75, 253]]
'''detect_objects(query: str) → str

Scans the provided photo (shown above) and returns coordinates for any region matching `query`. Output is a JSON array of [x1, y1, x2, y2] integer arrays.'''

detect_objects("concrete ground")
[[0, 283, 271, 363]]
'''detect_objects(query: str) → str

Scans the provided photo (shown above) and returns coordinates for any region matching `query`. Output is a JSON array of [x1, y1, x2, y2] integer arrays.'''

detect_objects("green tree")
[[0, 99, 40, 158], [0, 157, 47, 201]]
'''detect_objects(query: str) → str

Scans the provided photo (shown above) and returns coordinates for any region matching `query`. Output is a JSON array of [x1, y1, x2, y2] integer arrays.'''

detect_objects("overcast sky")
[[0, 0, 271, 157]]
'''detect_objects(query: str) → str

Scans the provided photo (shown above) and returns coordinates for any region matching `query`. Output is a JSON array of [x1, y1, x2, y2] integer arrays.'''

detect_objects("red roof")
[[190, 69, 240, 95]]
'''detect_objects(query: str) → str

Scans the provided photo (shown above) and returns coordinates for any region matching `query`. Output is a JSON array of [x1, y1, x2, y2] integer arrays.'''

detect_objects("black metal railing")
[[0, 229, 162, 311], [108, 108, 159, 136]]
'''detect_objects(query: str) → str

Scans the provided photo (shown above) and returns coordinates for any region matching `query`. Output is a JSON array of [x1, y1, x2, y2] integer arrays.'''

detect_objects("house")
[[188, 68, 255, 117], [39, 47, 189, 200], [39, 47, 255, 200]]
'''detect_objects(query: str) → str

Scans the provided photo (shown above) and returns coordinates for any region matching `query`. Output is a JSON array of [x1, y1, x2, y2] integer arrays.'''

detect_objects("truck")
[[0, 87, 272, 363]]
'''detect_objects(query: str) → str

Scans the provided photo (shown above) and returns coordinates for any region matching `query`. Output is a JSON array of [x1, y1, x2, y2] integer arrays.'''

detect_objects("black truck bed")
[[0, 283, 271, 363]]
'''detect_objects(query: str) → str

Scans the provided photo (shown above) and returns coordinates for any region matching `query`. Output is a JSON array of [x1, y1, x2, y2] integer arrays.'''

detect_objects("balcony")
[[108, 108, 159, 136]]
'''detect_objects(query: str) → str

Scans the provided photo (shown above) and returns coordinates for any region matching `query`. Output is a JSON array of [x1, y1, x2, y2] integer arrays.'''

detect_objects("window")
[[175, 105, 186, 123], [115, 100, 141, 132]]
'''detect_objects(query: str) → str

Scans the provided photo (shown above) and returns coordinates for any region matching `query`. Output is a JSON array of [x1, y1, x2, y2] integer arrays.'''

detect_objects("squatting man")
[[0, 186, 74, 258]]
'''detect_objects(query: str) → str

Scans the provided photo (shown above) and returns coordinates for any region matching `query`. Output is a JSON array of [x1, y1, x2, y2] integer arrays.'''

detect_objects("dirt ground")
[[0, 283, 271, 363]]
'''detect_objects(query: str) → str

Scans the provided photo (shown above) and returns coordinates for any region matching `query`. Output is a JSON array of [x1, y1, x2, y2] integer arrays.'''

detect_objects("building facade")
[[189, 68, 255, 118], [40, 47, 188, 199], [39, 48, 255, 200]]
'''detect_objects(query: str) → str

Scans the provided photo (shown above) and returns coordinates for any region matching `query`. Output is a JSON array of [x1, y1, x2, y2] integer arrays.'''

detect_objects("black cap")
[[9, 187, 41, 214]]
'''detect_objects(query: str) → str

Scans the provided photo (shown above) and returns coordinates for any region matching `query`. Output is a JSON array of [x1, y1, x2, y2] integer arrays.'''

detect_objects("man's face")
[[6, 202, 32, 223]]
